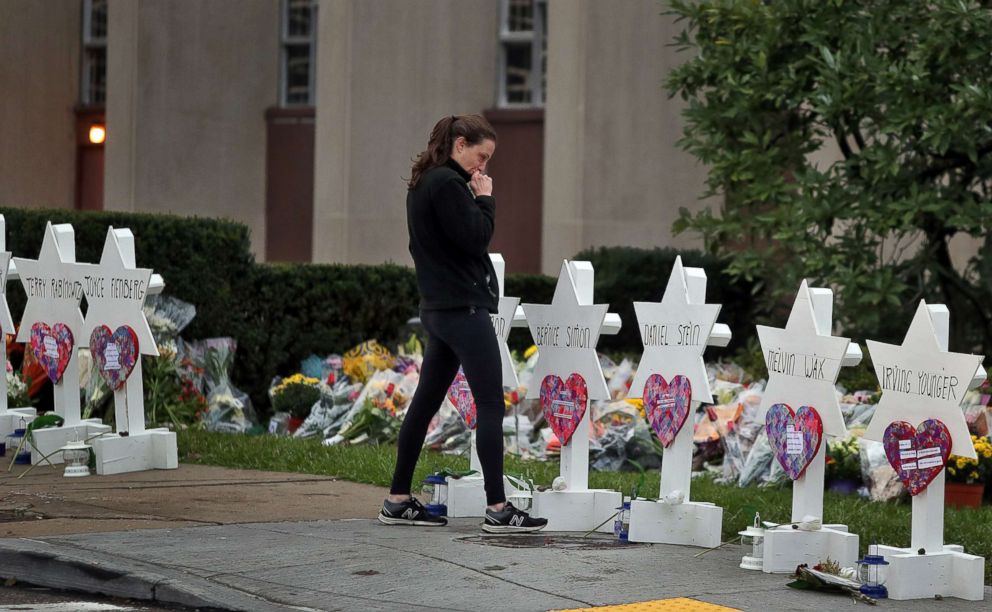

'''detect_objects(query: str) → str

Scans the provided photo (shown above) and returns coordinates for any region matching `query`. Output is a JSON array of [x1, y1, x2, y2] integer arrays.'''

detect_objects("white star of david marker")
[[757, 280, 853, 438], [0, 250, 14, 338], [493, 294, 520, 388], [522, 260, 609, 400], [14, 223, 94, 346], [628, 256, 720, 404], [81, 227, 158, 357], [489, 254, 520, 389], [863, 301, 985, 460]]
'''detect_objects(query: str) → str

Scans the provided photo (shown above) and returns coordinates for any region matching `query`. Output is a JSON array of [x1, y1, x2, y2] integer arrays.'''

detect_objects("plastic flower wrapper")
[[711, 377, 744, 407], [503, 408, 535, 457], [6, 362, 31, 409], [607, 358, 635, 400], [143, 295, 196, 345], [204, 380, 257, 433], [840, 401, 875, 428], [177, 337, 237, 393], [342, 340, 396, 384], [711, 360, 748, 385], [424, 396, 467, 450], [332, 396, 402, 445], [300, 353, 343, 384], [858, 437, 903, 502]]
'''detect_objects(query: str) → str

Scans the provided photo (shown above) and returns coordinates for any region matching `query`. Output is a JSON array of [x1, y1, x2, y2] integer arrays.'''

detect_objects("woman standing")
[[379, 114, 546, 533]]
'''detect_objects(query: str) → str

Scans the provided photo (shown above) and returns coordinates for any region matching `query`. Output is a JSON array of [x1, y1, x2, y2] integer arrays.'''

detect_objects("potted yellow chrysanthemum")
[[945, 435, 992, 508], [271, 373, 322, 433]]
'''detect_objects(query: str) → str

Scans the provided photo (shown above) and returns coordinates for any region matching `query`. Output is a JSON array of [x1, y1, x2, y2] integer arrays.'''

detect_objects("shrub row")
[[0, 208, 756, 417]]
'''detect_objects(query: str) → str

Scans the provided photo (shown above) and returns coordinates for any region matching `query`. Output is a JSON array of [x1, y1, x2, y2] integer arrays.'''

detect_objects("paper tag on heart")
[[643, 374, 692, 447], [446, 368, 476, 430], [89, 325, 140, 391], [540, 373, 588, 446], [766, 403, 824, 480], [883, 419, 951, 496], [30, 322, 74, 384]]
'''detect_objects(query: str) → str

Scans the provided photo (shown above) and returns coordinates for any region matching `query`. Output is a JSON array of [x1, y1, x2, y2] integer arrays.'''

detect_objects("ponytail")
[[407, 114, 496, 189]]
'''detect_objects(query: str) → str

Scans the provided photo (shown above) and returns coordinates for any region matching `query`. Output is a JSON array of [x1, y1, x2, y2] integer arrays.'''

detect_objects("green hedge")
[[573, 246, 760, 356], [0, 208, 758, 417], [0, 207, 255, 343]]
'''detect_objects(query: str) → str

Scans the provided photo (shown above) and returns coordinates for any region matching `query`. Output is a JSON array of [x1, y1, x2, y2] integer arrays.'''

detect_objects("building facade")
[[1, 0, 712, 274]]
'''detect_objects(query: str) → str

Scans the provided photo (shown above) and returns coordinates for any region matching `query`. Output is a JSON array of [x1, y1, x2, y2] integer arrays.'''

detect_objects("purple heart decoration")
[[446, 368, 477, 429], [765, 403, 824, 480], [30, 322, 74, 384], [643, 374, 692, 447], [89, 325, 140, 391], [882, 419, 951, 496], [540, 373, 588, 446]]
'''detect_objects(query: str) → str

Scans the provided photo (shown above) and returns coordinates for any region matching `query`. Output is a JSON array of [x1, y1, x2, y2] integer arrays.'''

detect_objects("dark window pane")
[[507, 0, 533, 33], [90, 0, 108, 40], [285, 44, 311, 105], [505, 43, 532, 104], [86, 47, 107, 105], [287, 0, 312, 37]]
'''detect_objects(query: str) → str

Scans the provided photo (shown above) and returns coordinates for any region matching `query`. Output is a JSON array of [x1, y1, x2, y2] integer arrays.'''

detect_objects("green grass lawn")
[[178, 429, 992, 583]]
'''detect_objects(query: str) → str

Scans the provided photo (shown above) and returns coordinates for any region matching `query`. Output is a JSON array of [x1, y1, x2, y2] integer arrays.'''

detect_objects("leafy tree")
[[667, 0, 992, 350]]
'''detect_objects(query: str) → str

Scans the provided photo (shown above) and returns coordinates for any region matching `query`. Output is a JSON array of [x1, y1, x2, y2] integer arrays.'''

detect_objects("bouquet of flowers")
[[946, 435, 992, 484], [825, 436, 863, 484]]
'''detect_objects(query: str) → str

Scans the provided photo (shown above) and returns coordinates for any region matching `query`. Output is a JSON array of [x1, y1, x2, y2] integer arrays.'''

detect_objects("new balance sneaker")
[[378, 497, 447, 527], [482, 501, 548, 533]]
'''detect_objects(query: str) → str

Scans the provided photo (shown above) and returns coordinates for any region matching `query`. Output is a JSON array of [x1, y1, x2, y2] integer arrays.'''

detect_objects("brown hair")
[[407, 114, 496, 189]]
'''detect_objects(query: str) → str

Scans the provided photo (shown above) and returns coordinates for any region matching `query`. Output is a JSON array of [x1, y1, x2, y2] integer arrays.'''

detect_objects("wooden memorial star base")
[[628, 411, 722, 548]]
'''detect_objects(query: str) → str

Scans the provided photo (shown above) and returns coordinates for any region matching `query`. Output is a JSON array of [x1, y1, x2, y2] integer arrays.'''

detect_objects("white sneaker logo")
[[402, 508, 418, 520], [509, 515, 525, 527]]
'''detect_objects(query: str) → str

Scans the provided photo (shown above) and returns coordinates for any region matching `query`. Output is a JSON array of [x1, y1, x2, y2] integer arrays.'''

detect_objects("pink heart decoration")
[[765, 403, 824, 480], [446, 368, 477, 430], [540, 373, 588, 446], [89, 325, 140, 391], [882, 419, 951, 496], [643, 374, 692, 448], [30, 322, 74, 384]]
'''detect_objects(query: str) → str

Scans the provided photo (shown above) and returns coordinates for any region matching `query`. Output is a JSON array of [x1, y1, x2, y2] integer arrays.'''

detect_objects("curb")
[[0, 538, 311, 611]]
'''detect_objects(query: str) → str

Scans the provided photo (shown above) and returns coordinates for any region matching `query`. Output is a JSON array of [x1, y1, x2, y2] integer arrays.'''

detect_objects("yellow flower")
[[970, 471, 980, 480]]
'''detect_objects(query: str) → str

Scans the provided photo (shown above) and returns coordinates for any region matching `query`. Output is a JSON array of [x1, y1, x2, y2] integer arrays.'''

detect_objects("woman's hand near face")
[[470, 171, 493, 197]]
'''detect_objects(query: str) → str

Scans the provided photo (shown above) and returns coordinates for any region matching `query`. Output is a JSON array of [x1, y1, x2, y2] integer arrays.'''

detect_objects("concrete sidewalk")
[[0, 465, 988, 611]]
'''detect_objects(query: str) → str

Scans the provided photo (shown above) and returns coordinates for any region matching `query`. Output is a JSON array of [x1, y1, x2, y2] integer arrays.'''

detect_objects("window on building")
[[81, 0, 108, 106], [498, 0, 547, 107], [281, 0, 318, 106]]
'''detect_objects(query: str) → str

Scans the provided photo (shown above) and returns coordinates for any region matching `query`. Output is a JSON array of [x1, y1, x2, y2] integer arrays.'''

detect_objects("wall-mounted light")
[[88, 124, 106, 145]]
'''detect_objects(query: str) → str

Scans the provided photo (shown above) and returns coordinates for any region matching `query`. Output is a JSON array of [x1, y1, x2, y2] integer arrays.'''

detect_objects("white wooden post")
[[560, 261, 594, 492], [910, 305, 949, 552]]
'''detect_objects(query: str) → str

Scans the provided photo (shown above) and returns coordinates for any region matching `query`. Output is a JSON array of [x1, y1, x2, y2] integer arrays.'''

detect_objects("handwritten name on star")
[[82, 274, 147, 302], [641, 322, 702, 347], [533, 323, 593, 349], [879, 364, 960, 401], [23, 276, 84, 301], [765, 349, 829, 381]]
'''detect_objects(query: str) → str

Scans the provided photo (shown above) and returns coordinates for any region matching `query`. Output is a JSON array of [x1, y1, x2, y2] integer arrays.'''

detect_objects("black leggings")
[[390, 306, 506, 505]]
